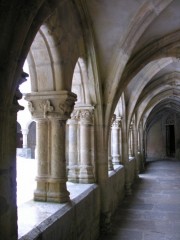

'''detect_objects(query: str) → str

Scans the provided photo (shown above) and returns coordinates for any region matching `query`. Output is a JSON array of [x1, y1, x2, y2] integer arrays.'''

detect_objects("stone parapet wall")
[[108, 166, 125, 215], [128, 158, 136, 186], [19, 185, 100, 240]]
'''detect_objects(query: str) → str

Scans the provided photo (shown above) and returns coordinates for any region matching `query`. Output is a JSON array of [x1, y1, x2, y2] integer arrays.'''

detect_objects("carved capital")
[[112, 119, 121, 128], [111, 114, 116, 127], [40, 100, 54, 117], [28, 101, 34, 113], [27, 99, 54, 119], [58, 98, 75, 119], [129, 120, 134, 130], [25, 91, 77, 120], [80, 109, 94, 124], [71, 110, 80, 120]]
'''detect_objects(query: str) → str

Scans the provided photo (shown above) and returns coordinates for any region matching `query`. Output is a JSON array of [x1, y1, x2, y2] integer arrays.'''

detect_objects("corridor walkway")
[[99, 159, 180, 240]]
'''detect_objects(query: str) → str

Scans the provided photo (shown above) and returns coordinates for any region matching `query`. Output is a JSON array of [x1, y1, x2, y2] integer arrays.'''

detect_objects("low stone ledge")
[[18, 183, 99, 240], [108, 164, 124, 177]]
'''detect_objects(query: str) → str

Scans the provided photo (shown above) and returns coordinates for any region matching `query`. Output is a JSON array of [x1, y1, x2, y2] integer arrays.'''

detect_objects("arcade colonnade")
[[25, 90, 142, 203], [1, 1, 180, 239]]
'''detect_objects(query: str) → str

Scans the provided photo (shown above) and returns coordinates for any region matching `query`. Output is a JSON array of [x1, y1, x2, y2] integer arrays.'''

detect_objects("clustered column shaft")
[[66, 106, 95, 183], [129, 123, 134, 158], [26, 91, 76, 203], [79, 109, 95, 183], [47, 118, 69, 203], [34, 119, 48, 201], [21, 129, 29, 148], [108, 114, 116, 170], [67, 116, 79, 182], [111, 117, 121, 165]]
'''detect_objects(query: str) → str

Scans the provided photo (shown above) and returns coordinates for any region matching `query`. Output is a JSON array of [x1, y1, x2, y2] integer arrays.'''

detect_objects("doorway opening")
[[166, 124, 175, 157]]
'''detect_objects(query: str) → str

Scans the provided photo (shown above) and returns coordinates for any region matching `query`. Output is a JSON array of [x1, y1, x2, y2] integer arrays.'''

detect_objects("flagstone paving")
[[99, 159, 180, 240]]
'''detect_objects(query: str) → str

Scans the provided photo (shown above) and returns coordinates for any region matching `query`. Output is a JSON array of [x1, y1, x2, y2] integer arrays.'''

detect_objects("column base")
[[108, 157, 114, 171], [67, 165, 79, 183], [112, 155, 121, 165], [34, 181, 47, 202], [79, 165, 95, 183], [129, 155, 135, 160], [47, 180, 70, 203]]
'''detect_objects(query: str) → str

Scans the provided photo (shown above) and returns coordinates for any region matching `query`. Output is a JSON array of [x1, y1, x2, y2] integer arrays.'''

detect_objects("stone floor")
[[99, 159, 180, 240]]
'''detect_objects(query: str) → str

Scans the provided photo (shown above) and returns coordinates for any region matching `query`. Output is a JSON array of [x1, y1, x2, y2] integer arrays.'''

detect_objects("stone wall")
[[147, 120, 165, 159], [147, 113, 180, 160]]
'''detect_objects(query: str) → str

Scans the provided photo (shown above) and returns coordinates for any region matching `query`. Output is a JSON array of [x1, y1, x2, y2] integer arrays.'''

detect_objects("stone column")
[[0, 71, 28, 239], [67, 110, 79, 182], [26, 91, 77, 203], [0, 106, 20, 239], [139, 121, 145, 171], [47, 92, 77, 203], [26, 100, 51, 201], [34, 118, 49, 201], [108, 115, 116, 171], [121, 118, 132, 195], [47, 118, 70, 203], [21, 128, 28, 148], [119, 123, 123, 164], [133, 123, 139, 178], [108, 131, 114, 171], [128, 123, 134, 159], [79, 109, 95, 183], [111, 117, 121, 165]]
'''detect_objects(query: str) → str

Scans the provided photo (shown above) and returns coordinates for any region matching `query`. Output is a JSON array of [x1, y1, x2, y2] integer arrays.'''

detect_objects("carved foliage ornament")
[[28, 100, 54, 118], [111, 114, 116, 126], [28, 101, 34, 113], [80, 110, 93, 123], [59, 99, 75, 118], [112, 119, 121, 128], [71, 110, 80, 120], [39, 100, 54, 118]]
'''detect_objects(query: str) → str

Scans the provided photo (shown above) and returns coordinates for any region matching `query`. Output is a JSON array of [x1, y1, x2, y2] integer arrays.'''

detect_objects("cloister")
[[0, 1, 180, 239]]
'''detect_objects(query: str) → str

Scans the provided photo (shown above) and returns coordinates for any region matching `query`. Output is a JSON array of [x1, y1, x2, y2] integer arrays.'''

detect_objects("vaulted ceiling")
[[84, 0, 180, 128], [1, 0, 179, 131]]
